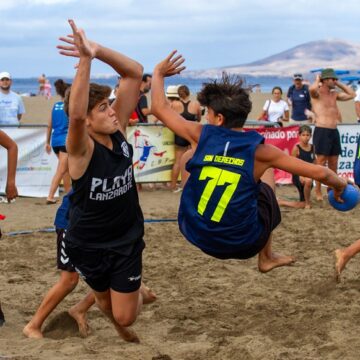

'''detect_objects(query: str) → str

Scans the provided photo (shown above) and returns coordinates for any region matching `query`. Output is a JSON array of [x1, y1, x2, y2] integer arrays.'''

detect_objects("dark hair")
[[299, 124, 312, 135], [64, 83, 112, 117], [178, 85, 190, 99], [272, 86, 283, 95], [142, 73, 152, 82], [54, 79, 70, 98], [197, 72, 252, 128]]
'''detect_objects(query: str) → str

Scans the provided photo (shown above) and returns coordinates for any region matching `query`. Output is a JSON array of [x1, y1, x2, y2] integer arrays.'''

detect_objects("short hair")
[[54, 79, 70, 98], [272, 86, 283, 94], [64, 83, 112, 117], [178, 85, 190, 99], [197, 72, 252, 128], [142, 73, 152, 82], [299, 124, 312, 135]]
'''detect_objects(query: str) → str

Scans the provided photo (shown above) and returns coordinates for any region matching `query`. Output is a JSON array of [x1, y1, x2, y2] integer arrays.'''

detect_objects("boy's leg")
[[23, 271, 79, 338], [68, 292, 95, 337], [258, 169, 295, 272], [92, 289, 140, 343], [258, 234, 295, 273], [303, 178, 312, 209], [335, 239, 360, 281], [315, 155, 327, 201]]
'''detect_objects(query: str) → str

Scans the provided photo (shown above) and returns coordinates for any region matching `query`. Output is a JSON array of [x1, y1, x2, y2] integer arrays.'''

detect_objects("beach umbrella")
[[340, 76, 360, 82]]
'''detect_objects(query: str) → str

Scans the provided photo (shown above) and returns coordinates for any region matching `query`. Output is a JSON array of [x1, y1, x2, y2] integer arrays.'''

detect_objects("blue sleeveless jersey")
[[178, 125, 265, 254], [51, 101, 69, 147]]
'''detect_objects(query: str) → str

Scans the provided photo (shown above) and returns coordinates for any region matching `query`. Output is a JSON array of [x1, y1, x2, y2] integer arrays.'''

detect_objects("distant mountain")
[[184, 39, 360, 78]]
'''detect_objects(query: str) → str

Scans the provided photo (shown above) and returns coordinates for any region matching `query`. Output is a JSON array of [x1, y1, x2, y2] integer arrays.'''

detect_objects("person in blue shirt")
[[45, 79, 71, 204], [151, 51, 347, 272], [23, 192, 95, 339]]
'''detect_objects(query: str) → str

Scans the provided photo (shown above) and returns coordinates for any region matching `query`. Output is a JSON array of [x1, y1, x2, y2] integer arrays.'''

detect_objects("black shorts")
[[175, 134, 190, 147], [313, 127, 341, 156], [52, 145, 67, 154], [65, 238, 145, 293], [56, 229, 75, 272], [203, 182, 281, 260]]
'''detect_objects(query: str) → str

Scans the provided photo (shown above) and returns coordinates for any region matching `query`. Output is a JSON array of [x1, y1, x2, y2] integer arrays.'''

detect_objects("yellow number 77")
[[197, 166, 241, 222]]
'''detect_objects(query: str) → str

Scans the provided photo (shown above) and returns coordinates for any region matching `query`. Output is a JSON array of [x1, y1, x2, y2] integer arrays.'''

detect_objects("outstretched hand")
[[57, 19, 97, 61], [154, 51, 186, 77]]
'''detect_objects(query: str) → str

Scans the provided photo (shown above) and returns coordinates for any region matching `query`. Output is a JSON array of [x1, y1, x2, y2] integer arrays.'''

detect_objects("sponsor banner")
[[127, 125, 175, 183], [247, 125, 300, 184], [336, 124, 360, 180], [0, 127, 58, 197]]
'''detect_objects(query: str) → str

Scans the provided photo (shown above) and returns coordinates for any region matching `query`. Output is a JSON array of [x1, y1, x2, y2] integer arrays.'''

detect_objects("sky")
[[1, 0, 360, 78]]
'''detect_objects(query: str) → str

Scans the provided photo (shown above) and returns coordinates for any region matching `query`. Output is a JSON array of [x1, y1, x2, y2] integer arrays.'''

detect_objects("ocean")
[[11, 75, 293, 96]]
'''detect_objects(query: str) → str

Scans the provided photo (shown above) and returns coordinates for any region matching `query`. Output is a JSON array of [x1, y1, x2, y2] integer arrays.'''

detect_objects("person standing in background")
[[309, 68, 355, 201], [45, 79, 71, 204], [287, 73, 313, 124], [135, 73, 152, 123], [0, 72, 25, 125], [38, 74, 46, 96], [354, 83, 360, 123]]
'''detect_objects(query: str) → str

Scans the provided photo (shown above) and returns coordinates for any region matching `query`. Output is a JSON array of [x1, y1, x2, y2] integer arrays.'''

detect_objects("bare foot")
[[334, 249, 347, 283], [258, 252, 296, 273], [23, 323, 43, 339], [304, 204, 311, 209], [68, 306, 91, 338], [117, 327, 140, 343], [140, 283, 157, 305], [315, 192, 323, 201]]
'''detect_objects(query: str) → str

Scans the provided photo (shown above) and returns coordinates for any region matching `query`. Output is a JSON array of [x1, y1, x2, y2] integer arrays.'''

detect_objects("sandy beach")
[[1, 93, 360, 359], [1, 186, 360, 359]]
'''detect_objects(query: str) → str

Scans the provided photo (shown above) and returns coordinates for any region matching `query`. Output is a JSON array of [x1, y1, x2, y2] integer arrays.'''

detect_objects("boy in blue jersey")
[[23, 192, 95, 338], [151, 51, 347, 272]]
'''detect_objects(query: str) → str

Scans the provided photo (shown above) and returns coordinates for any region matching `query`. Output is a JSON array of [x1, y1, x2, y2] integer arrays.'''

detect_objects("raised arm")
[[151, 51, 202, 146], [309, 75, 321, 99], [0, 131, 18, 201], [57, 19, 94, 158], [336, 81, 356, 101], [99, 48, 143, 134]]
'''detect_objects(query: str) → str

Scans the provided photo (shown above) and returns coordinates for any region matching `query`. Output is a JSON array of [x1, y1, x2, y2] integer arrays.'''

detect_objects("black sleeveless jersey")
[[180, 101, 198, 122], [66, 131, 144, 251]]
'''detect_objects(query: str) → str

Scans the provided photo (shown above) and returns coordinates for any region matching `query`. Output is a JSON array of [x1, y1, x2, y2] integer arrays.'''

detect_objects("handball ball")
[[328, 184, 360, 212]]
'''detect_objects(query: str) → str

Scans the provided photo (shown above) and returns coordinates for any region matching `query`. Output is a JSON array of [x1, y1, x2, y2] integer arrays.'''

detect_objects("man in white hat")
[[0, 72, 25, 125]]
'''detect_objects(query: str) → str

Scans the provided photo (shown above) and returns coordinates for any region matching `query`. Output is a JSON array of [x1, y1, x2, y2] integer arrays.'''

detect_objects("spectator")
[[44, 79, 52, 99], [38, 74, 46, 96], [287, 73, 313, 123], [309, 68, 355, 201], [355, 83, 360, 123], [0, 72, 25, 125], [135, 73, 152, 123], [257, 86, 289, 126], [45, 79, 71, 204]]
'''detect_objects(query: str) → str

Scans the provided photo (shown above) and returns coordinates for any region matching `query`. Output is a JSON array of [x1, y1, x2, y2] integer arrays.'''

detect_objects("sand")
[[1, 187, 360, 360], [1, 91, 360, 359]]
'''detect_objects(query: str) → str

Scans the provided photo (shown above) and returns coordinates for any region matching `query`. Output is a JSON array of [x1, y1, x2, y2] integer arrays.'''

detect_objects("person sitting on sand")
[[151, 51, 347, 272], [23, 192, 95, 339], [0, 130, 18, 326], [55, 19, 156, 343], [277, 125, 316, 209]]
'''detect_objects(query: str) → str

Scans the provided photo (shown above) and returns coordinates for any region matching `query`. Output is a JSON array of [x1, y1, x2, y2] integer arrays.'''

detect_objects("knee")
[[113, 311, 137, 327], [304, 179, 312, 187], [61, 274, 78, 291]]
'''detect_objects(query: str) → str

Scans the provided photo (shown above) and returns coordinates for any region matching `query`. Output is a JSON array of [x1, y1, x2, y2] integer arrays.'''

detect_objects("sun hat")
[[320, 68, 338, 80], [0, 72, 11, 80], [166, 85, 180, 98], [293, 73, 303, 80]]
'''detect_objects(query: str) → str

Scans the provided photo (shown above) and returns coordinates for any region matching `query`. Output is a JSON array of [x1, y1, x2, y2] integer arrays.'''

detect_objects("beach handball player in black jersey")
[[57, 19, 155, 343]]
